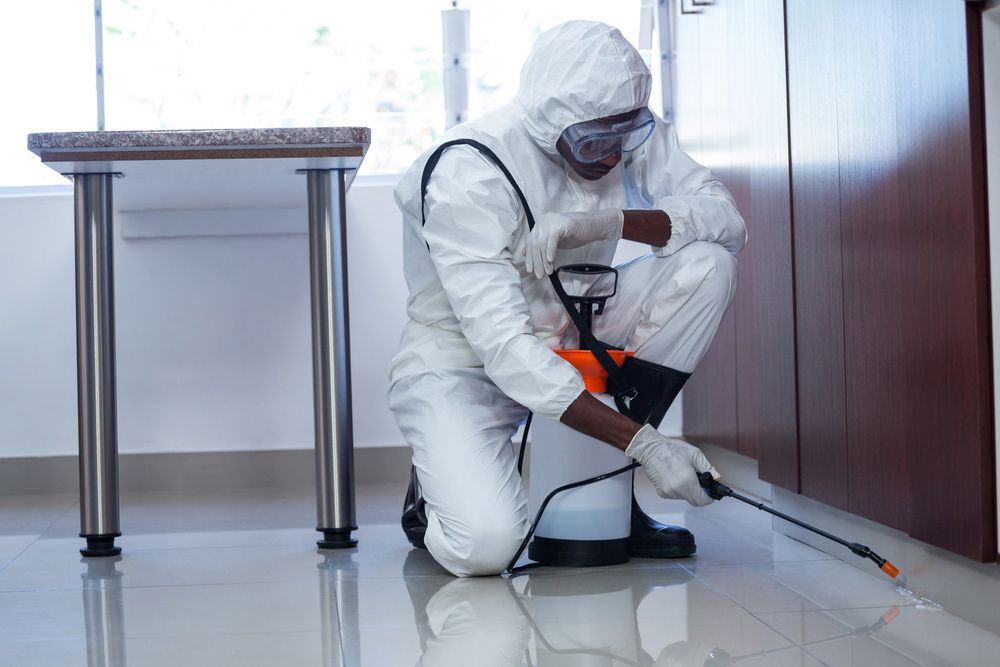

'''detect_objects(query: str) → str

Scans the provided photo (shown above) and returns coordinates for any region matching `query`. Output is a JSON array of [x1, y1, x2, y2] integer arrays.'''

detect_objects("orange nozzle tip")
[[881, 561, 900, 579], [882, 607, 901, 624]]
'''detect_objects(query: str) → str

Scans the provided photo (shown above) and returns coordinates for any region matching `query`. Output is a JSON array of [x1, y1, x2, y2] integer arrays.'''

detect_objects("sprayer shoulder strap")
[[419, 139, 636, 404]]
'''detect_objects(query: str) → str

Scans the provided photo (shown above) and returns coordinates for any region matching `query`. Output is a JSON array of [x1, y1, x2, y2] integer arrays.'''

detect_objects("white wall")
[[0, 179, 682, 460], [0, 181, 408, 457]]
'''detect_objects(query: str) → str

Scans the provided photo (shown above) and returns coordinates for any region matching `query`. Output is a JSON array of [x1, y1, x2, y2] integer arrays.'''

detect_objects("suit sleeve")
[[646, 123, 747, 256], [422, 147, 586, 419]]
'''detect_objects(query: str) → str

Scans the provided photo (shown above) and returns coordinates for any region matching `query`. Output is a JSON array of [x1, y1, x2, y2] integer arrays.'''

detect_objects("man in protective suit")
[[388, 21, 746, 577]]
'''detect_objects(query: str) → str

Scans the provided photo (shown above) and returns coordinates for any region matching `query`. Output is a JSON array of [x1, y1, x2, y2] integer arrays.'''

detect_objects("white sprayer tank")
[[527, 393, 632, 566]]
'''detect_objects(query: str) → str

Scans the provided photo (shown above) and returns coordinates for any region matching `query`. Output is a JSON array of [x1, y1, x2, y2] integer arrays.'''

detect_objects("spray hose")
[[696, 473, 901, 579], [506, 413, 900, 581]]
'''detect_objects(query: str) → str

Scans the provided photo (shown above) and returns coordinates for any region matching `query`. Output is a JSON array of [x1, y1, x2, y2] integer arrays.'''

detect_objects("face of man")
[[556, 109, 643, 181]]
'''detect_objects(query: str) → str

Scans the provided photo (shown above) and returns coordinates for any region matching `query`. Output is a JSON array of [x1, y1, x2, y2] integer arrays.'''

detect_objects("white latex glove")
[[523, 209, 624, 279], [625, 424, 719, 507]]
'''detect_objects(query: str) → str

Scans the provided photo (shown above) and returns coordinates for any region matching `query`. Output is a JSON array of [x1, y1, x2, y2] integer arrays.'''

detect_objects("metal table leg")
[[304, 169, 357, 549], [73, 173, 122, 557]]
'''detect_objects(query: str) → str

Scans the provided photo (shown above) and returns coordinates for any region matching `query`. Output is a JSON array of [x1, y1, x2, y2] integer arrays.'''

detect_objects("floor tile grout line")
[[750, 603, 924, 616], [675, 561, 804, 653], [677, 561, 921, 617], [329, 574, 350, 665], [746, 608, 842, 666], [676, 561, 869, 666], [0, 537, 40, 577], [0, 496, 79, 577], [748, 605, 938, 667]]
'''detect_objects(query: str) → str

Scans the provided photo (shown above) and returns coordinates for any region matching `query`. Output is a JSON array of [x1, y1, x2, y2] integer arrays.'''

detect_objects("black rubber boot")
[[401, 465, 428, 549], [612, 357, 690, 427], [615, 358, 697, 558], [628, 493, 696, 558]]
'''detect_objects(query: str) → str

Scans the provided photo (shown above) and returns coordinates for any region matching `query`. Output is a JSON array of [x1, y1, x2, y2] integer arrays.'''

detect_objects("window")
[[101, 0, 443, 175], [2, 1, 649, 185], [0, 2, 97, 187], [468, 2, 644, 121]]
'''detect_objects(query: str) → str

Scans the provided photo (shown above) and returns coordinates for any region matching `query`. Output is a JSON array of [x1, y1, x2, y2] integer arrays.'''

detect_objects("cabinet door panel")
[[733, 0, 798, 487], [787, 0, 849, 509], [678, 0, 798, 486], [683, 311, 739, 451], [786, 0, 994, 560], [677, 4, 740, 453], [834, 0, 910, 531], [889, 2, 993, 559]]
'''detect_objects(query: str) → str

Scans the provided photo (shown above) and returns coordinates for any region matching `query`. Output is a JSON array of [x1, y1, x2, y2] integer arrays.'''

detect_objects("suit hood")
[[516, 21, 652, 158]]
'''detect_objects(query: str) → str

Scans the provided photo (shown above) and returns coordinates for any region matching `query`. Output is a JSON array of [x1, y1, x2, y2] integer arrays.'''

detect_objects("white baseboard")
[[773, 487, 1000, 637], [0, 446, 413, 496], [686, 441, 1000, 636]]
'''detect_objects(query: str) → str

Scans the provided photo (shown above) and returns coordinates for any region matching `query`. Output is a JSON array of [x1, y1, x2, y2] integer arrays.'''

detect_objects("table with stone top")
[[27, 127, 370, 556]]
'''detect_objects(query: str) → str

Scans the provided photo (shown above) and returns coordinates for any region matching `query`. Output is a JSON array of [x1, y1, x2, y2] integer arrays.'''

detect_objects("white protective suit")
[[388, 21, 746, 576]]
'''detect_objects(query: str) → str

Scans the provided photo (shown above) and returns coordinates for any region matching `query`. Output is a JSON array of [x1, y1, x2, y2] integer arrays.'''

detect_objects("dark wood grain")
[[731, 0, 798, 487], [676, 2, 741, 453], [889, 1, 994, 560], [784, 0, 994, 560], [683, 0, 995, 560], [834, 0, 910, 531], [786, 0, 848, 509], [683, 311, 740, 452], [965, 3, 998, 564], [677, 0, 799, 487]]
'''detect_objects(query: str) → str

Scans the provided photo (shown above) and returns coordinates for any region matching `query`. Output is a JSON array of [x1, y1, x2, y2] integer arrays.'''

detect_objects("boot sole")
[[627, 539, 696, 559]]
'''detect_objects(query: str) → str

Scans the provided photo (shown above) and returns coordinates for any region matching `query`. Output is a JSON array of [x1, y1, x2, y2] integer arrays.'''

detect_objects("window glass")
[[1, 1, 648, 185], [468, 2, 645, 121], [0, 2, 96, 187], [102, 0, 444, 175]]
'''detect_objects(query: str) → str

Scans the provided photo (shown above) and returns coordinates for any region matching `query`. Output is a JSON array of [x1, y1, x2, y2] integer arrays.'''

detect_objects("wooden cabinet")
[[677, 0, 799, 489], [678, 0, 995, 561], [675, 0, 741, 455]]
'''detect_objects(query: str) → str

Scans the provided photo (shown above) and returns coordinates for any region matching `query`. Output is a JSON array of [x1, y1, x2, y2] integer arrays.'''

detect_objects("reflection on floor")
[[1, 479, 998, 666]]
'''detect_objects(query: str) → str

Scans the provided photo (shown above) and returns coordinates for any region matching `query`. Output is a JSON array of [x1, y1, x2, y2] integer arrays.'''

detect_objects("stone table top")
[[28, 127, 370, 152], [25, 127, 373, 211]]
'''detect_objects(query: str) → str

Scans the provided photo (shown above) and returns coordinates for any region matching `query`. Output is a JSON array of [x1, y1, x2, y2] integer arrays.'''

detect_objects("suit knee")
[[432, 511, 527, 577], [459, 527, 524, 576], [676, 241, 737, 307]]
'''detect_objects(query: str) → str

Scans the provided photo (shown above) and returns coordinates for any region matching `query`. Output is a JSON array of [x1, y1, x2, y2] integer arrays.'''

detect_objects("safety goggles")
[[560, 108, 656, 164]]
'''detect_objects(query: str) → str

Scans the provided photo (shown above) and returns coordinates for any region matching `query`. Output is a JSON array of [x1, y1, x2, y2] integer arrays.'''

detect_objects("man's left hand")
[[523, 209, 624, 278]]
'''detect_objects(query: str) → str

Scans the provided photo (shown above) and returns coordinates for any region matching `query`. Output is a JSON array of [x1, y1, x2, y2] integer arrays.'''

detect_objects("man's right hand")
[[523, 209, 624, 279], [625, 424, 718, 507]]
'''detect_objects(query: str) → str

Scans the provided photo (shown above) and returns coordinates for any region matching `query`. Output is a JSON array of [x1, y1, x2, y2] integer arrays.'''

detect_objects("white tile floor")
[[1, 480, 998, 666]]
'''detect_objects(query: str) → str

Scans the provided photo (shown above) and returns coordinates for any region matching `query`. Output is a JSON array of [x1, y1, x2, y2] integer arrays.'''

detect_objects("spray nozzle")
[[697, 473, 902, 580], [849, 543, 900, 578]]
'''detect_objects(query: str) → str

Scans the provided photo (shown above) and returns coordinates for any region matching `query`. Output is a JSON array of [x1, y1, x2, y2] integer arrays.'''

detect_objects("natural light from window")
[[2, 1, 647, 185]]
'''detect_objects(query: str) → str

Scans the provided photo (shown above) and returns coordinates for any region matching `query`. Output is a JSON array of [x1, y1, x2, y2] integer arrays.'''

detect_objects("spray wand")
[[697, 473, 901, 580]]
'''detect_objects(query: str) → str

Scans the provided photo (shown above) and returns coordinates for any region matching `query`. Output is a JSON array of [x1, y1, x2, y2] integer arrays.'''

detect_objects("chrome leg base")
[[317, 527, 357, 550], [80, 534, 122, 558]]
